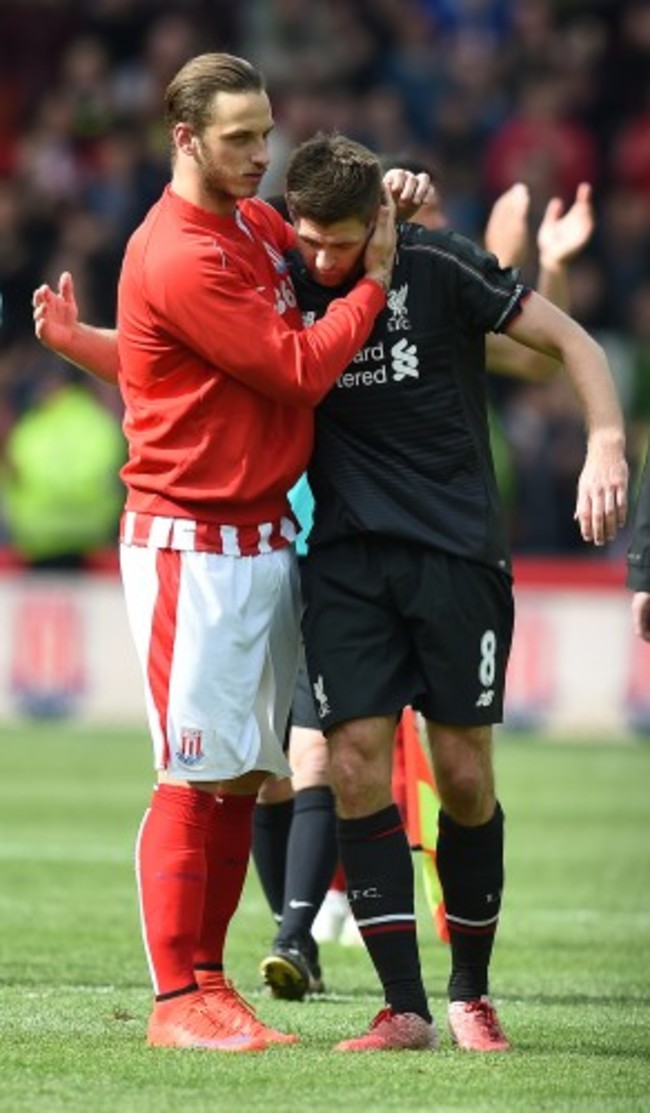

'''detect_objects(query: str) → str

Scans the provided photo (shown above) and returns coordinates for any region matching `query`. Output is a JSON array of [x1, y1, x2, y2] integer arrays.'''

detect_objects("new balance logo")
[[391, 338, 419, 381], [475, 690, 495, 708]]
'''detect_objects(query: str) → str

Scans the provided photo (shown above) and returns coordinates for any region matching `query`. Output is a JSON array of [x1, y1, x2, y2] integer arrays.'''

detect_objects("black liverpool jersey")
[[290, 222, 530, 573]]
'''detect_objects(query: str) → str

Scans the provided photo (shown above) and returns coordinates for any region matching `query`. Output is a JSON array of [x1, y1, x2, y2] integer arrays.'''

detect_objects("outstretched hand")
[[32, 271, 120, 383], [483, 182, 531, 268], [33, 271, 79, 352], [537, 182, 594, 268]]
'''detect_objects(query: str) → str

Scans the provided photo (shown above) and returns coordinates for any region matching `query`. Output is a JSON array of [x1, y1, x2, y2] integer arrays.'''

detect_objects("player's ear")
[[174, 123, 197, 158]]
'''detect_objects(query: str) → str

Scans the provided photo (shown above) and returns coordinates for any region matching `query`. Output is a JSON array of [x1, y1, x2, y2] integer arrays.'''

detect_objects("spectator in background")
[[0, 368, 124, 569], [419, 0, 512, 41], [56, 34, 115, 145], [240, 0, 379, 98], [482, 72, 598, 209], [14, 94, 84, 217], [611, 96, 650, 199], [83, 125, 152, 246], [608, 1, 650, 119], [0, 181, 51, 350], [597, 188, 650, 330], [379, 2, 446, 142], [109, 11, 205, 130]]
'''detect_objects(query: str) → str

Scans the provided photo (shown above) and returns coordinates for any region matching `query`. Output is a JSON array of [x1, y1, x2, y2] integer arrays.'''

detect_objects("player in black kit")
[[283, 134, 627, 1053]]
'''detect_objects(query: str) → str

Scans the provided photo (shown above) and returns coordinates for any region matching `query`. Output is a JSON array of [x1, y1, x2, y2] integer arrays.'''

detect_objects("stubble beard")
[[196, 143, 259, 205]]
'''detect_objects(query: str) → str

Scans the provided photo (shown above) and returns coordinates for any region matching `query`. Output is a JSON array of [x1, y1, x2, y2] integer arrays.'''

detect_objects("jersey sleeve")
[[147, 239, 383, 405], [435, 228, 530, 335]]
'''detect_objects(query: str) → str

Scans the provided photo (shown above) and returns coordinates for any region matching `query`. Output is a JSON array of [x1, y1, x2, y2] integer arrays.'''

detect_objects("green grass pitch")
[[1, 723, 649, 1111]]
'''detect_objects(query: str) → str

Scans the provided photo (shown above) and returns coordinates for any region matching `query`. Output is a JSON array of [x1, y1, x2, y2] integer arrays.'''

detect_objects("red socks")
[[194, 794, 256, 973], [136, 784, 256, 998], [136, 783, 215, 998]]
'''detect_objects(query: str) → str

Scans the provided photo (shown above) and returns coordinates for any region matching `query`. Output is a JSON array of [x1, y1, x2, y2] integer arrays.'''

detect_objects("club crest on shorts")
[[177, 727, 204, 767]]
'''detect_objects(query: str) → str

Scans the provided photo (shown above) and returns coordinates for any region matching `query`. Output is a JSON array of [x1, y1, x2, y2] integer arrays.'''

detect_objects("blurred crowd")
[[1, 0, 649, 562]]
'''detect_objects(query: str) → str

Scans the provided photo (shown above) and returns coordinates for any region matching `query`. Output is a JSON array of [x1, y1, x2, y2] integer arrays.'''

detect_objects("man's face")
[[293, 215, 374, 288], [188, 90, 273, 203]]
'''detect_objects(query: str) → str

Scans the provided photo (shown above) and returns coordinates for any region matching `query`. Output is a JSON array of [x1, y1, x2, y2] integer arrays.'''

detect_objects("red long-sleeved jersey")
[[117, 186, 384, 528]]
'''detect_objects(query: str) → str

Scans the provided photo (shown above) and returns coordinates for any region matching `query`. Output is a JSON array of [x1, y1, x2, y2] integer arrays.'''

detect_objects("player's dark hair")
[[165, 53, 265, 135], [286, 133, 382, 227]]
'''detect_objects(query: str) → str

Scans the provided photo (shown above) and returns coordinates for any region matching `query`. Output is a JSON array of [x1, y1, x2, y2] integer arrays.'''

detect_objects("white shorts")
[[119, 543, 299, 781]]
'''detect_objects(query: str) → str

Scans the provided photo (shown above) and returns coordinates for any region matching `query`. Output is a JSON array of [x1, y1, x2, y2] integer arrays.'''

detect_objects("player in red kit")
[[33, 53, 406, 1052]]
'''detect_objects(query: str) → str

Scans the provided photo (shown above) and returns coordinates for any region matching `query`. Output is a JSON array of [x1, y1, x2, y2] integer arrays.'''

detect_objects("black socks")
[[338, 804, 431, 1021], [276, 786, 338, 945], [436, 803, 505, 1001]]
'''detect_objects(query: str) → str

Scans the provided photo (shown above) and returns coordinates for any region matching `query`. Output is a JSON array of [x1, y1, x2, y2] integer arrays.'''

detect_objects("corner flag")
[[394, 707, 449, 944]]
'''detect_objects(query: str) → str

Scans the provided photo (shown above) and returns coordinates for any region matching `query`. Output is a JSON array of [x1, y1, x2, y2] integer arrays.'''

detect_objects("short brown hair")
[[164, 52, 264, 135], [286, 134, 382, 226]]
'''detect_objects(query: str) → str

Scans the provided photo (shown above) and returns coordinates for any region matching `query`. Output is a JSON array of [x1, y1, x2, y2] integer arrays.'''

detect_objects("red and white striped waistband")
[[120, 511, 297, 556]]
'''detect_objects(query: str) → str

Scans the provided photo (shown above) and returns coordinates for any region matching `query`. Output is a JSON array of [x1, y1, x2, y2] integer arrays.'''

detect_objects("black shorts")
[[282, 648, 323, 750], [290, 651, 322, 732], [300, 536, 514, 732]]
